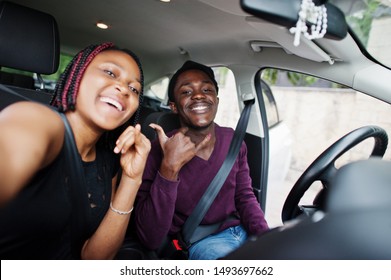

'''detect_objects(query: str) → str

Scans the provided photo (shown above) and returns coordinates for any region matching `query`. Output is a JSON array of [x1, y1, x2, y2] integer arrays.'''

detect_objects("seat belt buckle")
[[171, 239, 183, 251]]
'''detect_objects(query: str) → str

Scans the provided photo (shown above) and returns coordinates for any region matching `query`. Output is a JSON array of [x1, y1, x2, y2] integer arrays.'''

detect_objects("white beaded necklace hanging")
[[290, 0, 328, 46]]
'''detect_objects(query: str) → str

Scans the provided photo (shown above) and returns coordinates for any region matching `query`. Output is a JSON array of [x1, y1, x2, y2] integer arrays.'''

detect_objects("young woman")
[[0, 42, 151, 259]]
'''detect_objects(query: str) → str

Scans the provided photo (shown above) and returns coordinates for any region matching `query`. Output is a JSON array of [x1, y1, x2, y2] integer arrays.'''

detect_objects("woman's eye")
[[104, 70, 115, 77], [129, 86, 140, 95]]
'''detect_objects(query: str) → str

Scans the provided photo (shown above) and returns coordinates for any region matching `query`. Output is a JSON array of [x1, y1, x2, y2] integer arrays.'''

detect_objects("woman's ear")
[[169, 101, 178, 113]]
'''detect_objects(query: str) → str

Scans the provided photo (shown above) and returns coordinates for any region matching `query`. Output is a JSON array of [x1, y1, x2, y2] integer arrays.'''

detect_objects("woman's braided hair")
[[50, 42, 144, 150]]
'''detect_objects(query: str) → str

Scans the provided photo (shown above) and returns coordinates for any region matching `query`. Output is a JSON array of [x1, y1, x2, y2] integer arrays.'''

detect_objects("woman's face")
[[76, 49, 142, 131]]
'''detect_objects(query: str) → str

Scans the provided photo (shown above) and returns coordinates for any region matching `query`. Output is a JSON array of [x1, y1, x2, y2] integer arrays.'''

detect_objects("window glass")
[[144, 77, 169, 102], [262, 69, 391, 228], [213, 67, 239, 129], [260, 79, 279, 128]]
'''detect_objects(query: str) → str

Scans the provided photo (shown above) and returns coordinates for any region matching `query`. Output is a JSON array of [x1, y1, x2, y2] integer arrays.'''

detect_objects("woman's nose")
[[115, 82, 130, 97]]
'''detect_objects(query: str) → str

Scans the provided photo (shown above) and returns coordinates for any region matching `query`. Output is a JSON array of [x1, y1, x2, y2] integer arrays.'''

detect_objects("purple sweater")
[[135, 124, 269, 250]]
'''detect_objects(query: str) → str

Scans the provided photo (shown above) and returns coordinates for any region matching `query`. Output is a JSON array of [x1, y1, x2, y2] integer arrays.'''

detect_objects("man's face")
[[170, 69, 219, 130]]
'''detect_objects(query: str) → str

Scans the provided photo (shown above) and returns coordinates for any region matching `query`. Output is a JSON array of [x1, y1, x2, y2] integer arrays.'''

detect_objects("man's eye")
[[182, 90, 192, 95]]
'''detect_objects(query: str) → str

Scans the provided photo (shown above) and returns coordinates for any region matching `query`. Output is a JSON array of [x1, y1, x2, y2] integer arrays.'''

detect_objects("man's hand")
[[150, 123, 210, 180]]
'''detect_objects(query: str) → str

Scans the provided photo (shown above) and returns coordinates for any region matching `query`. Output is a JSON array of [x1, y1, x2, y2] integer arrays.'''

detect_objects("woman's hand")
[[114, 124, 151, 181], [82, 125, 150, 260]]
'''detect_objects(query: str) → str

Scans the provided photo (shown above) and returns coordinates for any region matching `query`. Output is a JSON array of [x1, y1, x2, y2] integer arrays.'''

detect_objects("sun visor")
[[241, 0, 348, 41]]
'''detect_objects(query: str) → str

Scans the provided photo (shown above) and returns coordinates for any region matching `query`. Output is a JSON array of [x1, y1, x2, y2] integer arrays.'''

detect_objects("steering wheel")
[[281, 125, 388, 222]]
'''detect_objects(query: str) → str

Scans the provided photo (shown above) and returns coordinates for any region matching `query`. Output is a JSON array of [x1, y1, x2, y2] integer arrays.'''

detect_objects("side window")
[[261, 79, 279, 128], [143, 77, 170, 111], [144, 77, 169, 104], [213, 67, 240, 129], [215, 68, 281, 129], [215, 69, 280, 129], [261, 68, 391, 228]]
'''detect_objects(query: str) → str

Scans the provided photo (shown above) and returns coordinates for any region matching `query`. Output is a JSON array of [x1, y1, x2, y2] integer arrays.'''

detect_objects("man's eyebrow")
[[178, 81, 191, 87], [178, 79, 213, 87]]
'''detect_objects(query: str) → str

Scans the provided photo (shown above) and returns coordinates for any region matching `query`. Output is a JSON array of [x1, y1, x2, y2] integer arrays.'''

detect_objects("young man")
[[135, 60, 269, 260]]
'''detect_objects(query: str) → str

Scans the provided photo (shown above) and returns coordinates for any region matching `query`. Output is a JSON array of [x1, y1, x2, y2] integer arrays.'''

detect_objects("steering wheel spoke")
[[299, 205, 319, 217]]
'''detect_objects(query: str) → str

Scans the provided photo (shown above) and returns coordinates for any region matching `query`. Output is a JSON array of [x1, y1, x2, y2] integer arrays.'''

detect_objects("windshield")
[[332, 0, 391, 68]]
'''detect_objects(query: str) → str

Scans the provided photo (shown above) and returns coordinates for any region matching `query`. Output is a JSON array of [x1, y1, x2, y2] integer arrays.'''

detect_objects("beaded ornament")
[[290, 0, 328, 46]]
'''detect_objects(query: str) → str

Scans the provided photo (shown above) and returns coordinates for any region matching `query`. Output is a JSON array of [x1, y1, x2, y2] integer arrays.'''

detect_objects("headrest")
[[141, 111, 180, 141], [327, 158, 391, 213], [0, 1, 59, 74]]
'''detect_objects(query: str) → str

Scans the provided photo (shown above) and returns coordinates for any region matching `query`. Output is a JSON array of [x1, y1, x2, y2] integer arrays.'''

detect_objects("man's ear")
[[169, 101, 178, 113]]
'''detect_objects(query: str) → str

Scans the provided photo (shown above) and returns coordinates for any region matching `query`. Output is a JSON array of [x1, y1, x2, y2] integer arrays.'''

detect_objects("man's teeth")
[[191, 105, 208, 111], [100, 97, 123, 111]]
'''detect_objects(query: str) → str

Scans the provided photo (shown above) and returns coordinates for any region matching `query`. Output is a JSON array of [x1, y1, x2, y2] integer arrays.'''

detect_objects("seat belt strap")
[[181, 99, 255, 247]]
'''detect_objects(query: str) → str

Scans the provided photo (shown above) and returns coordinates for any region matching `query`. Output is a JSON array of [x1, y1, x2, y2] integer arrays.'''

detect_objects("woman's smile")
[[99, 96, 124, 112]]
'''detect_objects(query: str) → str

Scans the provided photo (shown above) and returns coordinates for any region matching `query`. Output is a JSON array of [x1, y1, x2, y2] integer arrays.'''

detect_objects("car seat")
[[140, 111, 181, 141], [0, 1, 60, 110], [0, 70, 35, 89]]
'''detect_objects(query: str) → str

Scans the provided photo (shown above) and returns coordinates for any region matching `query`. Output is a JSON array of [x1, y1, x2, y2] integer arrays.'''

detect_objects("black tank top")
[[0, 145, 73, 259], [0, 138, 119, 259]]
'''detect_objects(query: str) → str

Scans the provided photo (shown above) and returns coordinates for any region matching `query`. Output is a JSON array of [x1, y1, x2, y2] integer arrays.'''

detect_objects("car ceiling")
[[5, 0, 386, 94], [8, 0, 261, 78]]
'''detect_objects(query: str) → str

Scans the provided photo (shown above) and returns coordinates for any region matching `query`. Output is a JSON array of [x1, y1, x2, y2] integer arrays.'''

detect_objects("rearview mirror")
[[240, 0, 348, 41]]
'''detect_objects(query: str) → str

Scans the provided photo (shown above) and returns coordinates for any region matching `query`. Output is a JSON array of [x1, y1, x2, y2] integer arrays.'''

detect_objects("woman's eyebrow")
[[104, 61, 141, 84]]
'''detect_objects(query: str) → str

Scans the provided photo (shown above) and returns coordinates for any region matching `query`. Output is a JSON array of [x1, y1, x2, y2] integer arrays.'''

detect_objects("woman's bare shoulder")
[[2, 100, 57, 115], [0, 102, 65, 205], [0, 101, 65, 154], [1, 101, 63, 127]]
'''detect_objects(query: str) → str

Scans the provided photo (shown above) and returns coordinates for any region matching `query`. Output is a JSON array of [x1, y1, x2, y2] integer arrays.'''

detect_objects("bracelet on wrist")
[[110, 202, 133, 215]]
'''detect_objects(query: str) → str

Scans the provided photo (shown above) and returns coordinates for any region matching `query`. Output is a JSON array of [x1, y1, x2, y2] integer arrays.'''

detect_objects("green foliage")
[[287, 72, 317, 86], [346, 0, 381, 47], [261, 69, 279, 85], [214, 67, 229, 86], [262, 69, 318, 87], [42, 54, 73, 81]]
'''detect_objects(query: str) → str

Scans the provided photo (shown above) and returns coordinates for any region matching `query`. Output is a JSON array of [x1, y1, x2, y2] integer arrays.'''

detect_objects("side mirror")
[[240, 0, 348, 41]]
